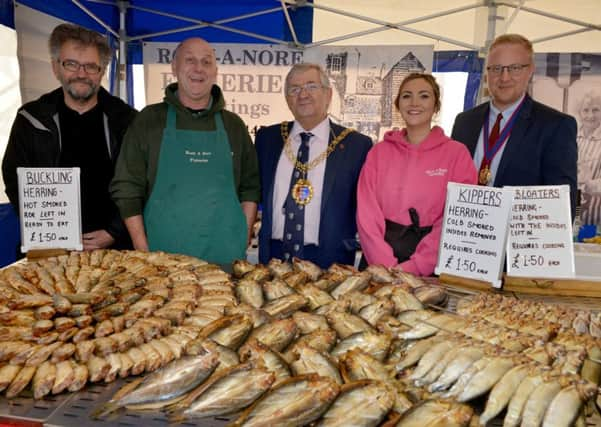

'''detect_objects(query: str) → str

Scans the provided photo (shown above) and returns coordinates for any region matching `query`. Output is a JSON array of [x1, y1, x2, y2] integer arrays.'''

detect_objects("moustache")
[[68, 77, 94, 85]]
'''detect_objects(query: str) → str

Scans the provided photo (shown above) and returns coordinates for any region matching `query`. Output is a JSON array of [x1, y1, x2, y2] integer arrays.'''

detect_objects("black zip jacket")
[[2, 87, 137, 248]]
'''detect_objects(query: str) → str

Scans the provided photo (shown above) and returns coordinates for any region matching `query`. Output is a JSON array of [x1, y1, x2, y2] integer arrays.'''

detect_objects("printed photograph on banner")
[[532, 53, 601, 228], [144, 43, 434, 142], [304, 45, 433, 141]]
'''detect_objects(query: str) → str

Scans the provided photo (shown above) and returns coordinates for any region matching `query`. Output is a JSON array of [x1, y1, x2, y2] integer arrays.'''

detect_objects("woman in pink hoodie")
[[357, 73, 477, 276]]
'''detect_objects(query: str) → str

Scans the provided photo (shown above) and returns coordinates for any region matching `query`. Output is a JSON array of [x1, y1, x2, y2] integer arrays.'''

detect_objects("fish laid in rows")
[[478, 363, 532, 425], [395, 399, 473, 427], [95, 349, 219, 416], [288, 345, 343, 384], [230, 374, 340, 427], [316, 380, 395, 427], [169, 362, 275, 420], [339, 348, 392, 382]]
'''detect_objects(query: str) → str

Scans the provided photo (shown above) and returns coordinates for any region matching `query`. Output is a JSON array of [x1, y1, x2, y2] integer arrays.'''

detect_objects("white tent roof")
[[308, 0, 601, 52]]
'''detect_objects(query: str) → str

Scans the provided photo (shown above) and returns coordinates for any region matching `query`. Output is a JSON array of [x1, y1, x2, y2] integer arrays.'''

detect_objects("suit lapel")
[[265, 122, 289, 217], [321, 121, 345, 216], [467, 104, 489, 155], [494, 95, 532, 186]]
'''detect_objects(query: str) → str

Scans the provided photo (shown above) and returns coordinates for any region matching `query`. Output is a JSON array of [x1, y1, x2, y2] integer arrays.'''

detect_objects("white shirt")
[[473, 94, 526, 186], [271, 118, 330, 245]]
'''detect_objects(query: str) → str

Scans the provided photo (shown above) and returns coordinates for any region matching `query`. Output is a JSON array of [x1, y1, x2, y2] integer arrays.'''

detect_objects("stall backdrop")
[[0, 0, 600, 266]]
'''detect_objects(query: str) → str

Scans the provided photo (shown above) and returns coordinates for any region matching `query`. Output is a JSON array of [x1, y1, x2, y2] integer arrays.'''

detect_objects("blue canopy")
[[7, 0, 314, 56], [5, 0, 314, 102]]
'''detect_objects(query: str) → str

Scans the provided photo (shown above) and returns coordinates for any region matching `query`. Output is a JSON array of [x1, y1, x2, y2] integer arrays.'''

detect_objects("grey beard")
[[65, 80, 98, 102]]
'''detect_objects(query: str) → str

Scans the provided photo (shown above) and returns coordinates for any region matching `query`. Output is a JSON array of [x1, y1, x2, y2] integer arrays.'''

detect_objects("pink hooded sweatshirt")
[[357, 126, 477, 276]]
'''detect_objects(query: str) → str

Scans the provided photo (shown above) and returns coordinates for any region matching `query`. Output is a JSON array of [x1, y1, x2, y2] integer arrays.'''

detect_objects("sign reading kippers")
[[435, 183, 514, 288], [505, 185, 574, 278], [17, 167, 83, 252]]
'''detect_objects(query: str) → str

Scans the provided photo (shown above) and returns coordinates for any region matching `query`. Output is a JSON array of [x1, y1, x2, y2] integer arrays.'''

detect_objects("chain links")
[[280, 122, 354, 173]]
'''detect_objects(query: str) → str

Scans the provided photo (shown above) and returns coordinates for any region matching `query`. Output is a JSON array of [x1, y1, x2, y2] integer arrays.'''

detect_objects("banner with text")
[[143, 43, 433, 140]]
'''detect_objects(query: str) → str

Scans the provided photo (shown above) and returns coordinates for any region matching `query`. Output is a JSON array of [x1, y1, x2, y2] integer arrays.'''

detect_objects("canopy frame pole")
[[117, 0, 128, 103], [70, 0, 118, 37], [280, 0, 300, 47], [497, 1, 601, 32], [475, 0, 500, 104], [306, 3, 482, 48], [127, 5, 290, 45], [287, 0, 480, 50], [532, 28, 596, 44], [502, 0, 524, 32]]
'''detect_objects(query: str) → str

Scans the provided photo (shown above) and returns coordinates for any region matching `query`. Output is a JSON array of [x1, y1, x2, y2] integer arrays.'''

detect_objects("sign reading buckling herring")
[[505, 185, 574, 278], [17, 167, 83, 252], [435, 183, 514, 288]]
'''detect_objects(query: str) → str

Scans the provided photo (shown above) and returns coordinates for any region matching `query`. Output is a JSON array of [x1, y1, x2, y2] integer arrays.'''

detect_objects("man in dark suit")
[[451, 34, 577, 216], [255, 63, 372, 268]]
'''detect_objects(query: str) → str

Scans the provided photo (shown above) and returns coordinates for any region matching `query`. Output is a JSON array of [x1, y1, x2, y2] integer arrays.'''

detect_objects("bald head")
[[173, 37, 215, 63], [171, 37, 218, 109]]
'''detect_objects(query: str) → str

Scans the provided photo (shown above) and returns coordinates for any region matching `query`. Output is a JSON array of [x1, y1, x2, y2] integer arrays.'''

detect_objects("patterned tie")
[[282, 132, 312, 260], [478, 112, 503, 185]]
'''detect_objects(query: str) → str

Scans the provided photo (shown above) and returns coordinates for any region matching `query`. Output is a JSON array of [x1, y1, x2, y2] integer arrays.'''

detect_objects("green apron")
[[144, 105, 247, 264]]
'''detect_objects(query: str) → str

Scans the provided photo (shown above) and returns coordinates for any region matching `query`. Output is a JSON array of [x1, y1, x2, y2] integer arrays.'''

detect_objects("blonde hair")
[[489, 34, 534, 63]]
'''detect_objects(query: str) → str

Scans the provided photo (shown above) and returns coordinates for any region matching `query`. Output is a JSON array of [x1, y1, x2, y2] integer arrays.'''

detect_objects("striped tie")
[[282, 132, 312, 260]]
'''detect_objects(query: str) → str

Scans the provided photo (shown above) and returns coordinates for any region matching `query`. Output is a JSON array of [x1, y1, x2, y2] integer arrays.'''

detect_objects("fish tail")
[[166, 410, 186, 425], [90, 402, 119, 419]]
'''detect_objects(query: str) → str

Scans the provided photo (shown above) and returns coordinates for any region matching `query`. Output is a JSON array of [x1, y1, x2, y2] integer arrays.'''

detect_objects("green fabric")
[[144, 107, 246, 263], [111, 83, 260, 219]]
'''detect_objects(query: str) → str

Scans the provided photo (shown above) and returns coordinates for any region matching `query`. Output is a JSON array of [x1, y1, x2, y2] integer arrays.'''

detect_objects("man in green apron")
[[111, 38, 260, 265]]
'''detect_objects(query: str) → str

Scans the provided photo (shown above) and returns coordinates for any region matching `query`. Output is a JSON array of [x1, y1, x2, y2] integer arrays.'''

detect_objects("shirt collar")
[[489, 94, 525, 119], [291, 117, 330, 142], [579, 125, 601, 140]]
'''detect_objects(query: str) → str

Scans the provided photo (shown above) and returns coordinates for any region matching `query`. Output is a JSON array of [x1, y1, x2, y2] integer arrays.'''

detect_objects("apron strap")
[[214, 111, 225, 133], [166, 106, 225, 135], [166, 104, 178, 129]]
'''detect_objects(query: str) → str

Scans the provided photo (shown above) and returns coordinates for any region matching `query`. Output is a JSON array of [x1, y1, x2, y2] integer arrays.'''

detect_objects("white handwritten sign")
[[435, 183, 514, 288], [17, 168, 83, 252], [506, 185, 574, 278]]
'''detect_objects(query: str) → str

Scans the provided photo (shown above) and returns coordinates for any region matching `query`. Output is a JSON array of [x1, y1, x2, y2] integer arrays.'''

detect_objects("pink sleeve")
[[356, 151, 398, 267], [399, 147, 478, 276]]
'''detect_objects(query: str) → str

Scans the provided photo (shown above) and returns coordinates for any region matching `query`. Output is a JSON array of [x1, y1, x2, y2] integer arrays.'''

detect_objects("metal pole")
[[71, 0, 118, 37], [476, 1, 499, 104], [280, 0, 300, 47], [300, 1, 480, 50], [118, 1, 128, 103]]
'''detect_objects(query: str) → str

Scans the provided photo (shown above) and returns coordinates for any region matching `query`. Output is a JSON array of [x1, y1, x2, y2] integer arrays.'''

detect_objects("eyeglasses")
[[61, 59, 102, 75], [486, 64, 530, 76], [286, 82, 323, 97]]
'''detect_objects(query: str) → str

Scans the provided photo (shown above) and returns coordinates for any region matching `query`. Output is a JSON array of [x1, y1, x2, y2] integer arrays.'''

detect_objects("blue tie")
[[282, 132, 312, 260]]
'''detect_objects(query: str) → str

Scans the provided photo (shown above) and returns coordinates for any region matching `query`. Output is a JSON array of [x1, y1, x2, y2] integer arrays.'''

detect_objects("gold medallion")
[[479, 165, 491, 186], [292, 179, 314, 205]]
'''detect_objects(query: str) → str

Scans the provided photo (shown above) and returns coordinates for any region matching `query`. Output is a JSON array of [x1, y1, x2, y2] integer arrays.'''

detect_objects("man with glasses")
[[255, 63, 372, 268], [2, 23, 136, 250], [111, 38, 259, 265], [451, 34, 577, 216]]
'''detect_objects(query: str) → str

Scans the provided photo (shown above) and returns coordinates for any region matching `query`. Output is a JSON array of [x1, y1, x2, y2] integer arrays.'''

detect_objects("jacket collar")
[[23, 86, 131, 122], [493, 94, 533, 185]]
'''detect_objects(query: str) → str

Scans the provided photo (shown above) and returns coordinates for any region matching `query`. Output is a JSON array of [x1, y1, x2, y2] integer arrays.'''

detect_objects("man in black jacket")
[[2, 23, 137, 250]]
